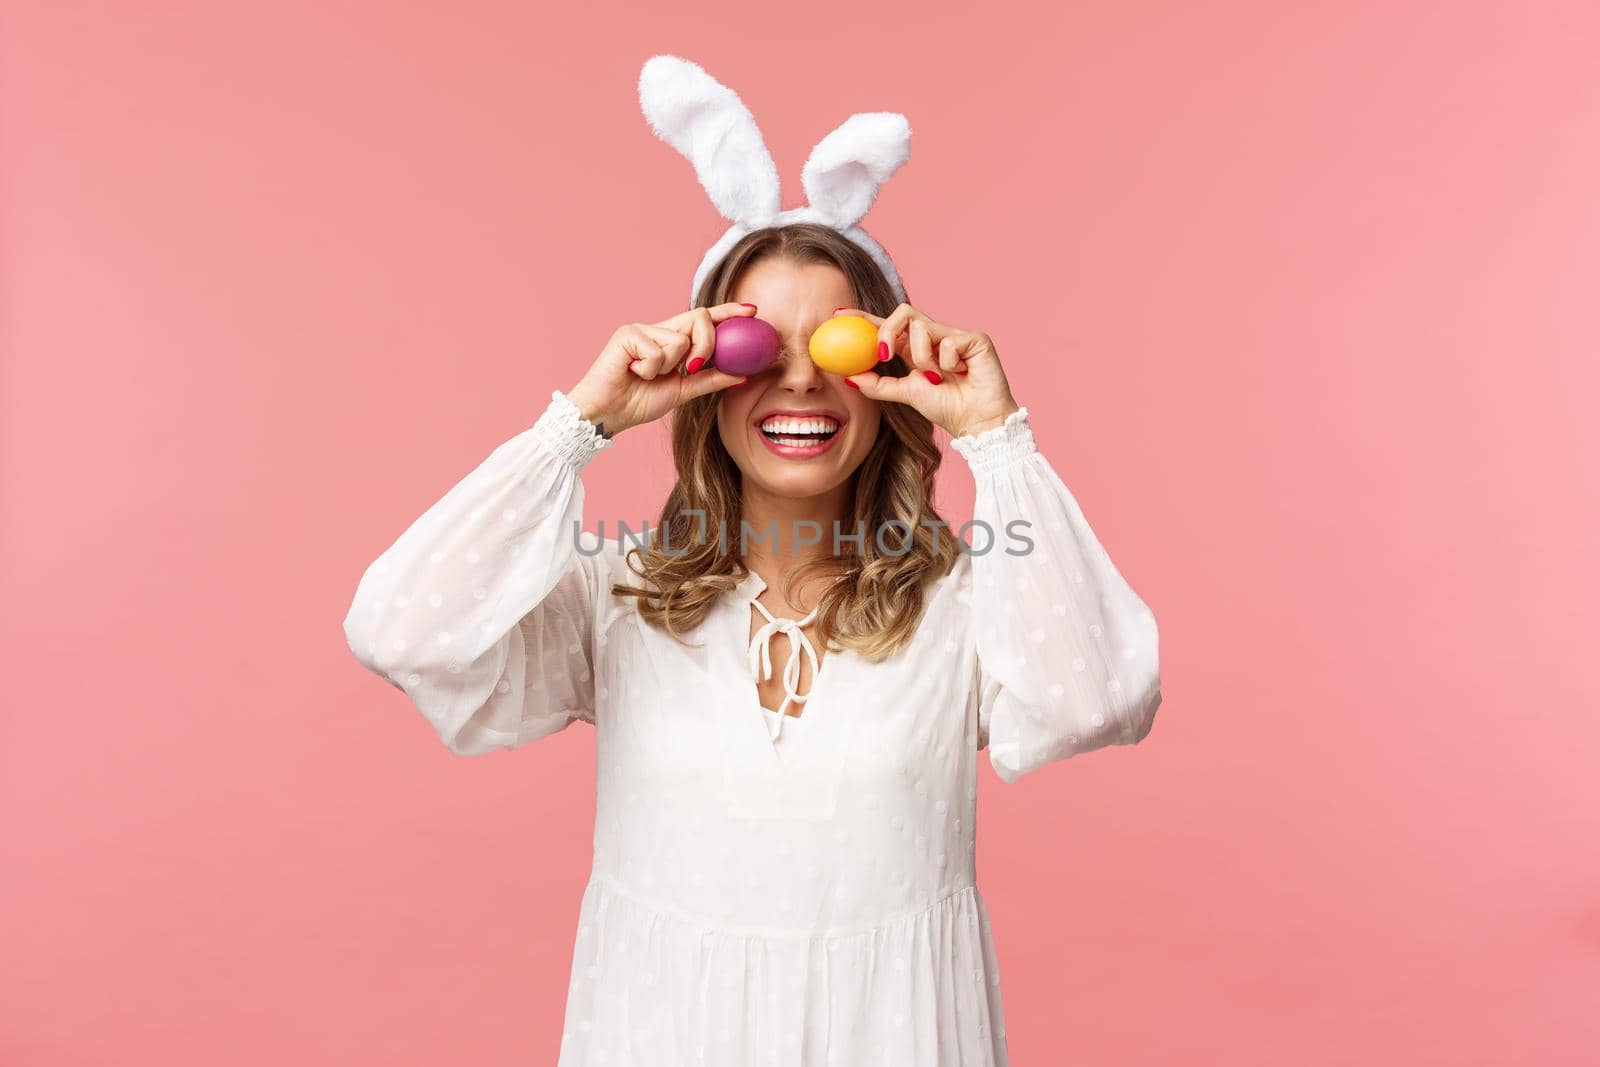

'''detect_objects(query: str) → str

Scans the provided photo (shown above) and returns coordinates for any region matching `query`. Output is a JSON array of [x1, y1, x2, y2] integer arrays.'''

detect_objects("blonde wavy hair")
[[612, 223, 962, 661]]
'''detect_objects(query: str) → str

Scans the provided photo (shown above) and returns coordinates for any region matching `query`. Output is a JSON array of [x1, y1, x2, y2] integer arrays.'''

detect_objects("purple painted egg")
[[712, 316, 781, 375]]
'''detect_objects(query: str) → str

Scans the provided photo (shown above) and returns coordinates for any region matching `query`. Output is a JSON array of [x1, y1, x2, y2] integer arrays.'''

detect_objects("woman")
[[342, 223, 1162, 1064]]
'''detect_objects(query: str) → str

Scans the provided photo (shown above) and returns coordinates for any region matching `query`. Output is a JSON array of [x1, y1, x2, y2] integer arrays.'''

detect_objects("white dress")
[[342, 390, 1162, 1066]]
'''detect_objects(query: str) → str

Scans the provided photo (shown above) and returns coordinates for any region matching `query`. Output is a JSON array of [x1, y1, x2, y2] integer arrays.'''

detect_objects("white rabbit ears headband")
[[637, 54, 911, 309]]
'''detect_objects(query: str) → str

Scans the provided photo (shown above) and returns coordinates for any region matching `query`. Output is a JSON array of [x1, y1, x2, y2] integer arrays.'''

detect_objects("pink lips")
[[758, 434, 840, 459]]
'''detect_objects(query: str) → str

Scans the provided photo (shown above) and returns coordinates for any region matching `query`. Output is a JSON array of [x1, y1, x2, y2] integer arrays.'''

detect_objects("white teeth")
[[759, 415, 840, 436]]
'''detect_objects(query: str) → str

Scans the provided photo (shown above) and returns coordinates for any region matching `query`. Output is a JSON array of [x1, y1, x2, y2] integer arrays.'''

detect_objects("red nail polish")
[[834, 307, 846, 313], [740, 302, 757, 309], [844, 379, 860, 389], [923, 370, 943, 384], [878, 341, 889, 362], [686, 357, 705, 373], [955, 368, 969, 376]]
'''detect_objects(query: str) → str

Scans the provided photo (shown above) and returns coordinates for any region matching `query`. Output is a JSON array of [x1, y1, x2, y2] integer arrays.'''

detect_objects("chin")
[[747, 462, 852, 502]]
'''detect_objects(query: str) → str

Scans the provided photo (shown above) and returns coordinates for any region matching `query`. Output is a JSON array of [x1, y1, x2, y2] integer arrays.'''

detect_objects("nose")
[[774, 345, 825, 395]]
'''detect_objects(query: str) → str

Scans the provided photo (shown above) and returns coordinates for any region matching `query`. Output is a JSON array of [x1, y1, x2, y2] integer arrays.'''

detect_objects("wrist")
[[948, 403, 1035, 474], [956, 399, 1021, 438], [566, 383, 624, 438]]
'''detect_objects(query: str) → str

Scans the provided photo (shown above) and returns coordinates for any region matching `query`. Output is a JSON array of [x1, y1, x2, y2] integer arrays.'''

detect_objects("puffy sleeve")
[[341, 390, 617, 757], [951, 406, 1162, 784]]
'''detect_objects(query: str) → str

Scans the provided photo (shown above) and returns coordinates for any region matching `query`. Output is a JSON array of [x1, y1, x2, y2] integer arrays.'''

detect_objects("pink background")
[[3, 2, 1597, 1063]]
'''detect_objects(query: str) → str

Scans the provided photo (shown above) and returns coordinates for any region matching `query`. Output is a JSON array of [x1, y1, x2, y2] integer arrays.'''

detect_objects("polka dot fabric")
[[949, 407, 1164, 783], [343, 391, 1162, 1065]]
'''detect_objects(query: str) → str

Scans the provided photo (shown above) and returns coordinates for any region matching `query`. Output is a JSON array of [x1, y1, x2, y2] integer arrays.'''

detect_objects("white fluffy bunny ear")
[[638, 55, 781, 227], [800, 112, 911, 229]]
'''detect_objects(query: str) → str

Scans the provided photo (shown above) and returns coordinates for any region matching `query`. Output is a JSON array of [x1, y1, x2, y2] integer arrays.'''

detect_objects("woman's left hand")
[[834, 304, 1021, 437]]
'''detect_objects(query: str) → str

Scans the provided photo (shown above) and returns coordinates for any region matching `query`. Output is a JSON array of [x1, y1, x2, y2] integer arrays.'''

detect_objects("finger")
[[903, 304, 959, 343], [877, 304, 939, 364], [845, 369, 917, 405], [938, 336, 968, 375], [682, 307, 717, 374], [906, 319, 950, 384], [655, 301, 757, 333], [635, 322, 693, 375], [680, 367, 748, 401], [877, 304, 914, 365], [908, 319, 939, 376], [880, 303, 960, 363], [831, 306, 884, 325], [623, 328, 668, 380], [896, 300, 953, 355]]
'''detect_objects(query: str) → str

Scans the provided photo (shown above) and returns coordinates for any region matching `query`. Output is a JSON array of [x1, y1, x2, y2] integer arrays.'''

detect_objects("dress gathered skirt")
[[342, 391, 1162, 1065]]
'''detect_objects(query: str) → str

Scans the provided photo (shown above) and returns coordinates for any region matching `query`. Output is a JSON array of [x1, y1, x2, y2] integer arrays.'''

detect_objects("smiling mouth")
[[757, 414, 842, 448]]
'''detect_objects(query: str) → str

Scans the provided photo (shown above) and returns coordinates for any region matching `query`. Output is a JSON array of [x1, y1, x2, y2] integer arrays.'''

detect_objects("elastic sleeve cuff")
[[534, 390, 614, 469], [949, 406, 1037, 475]]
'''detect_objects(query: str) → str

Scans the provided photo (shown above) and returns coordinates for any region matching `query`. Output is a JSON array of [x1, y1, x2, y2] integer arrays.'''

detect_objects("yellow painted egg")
[[808, 315, 881, 376]]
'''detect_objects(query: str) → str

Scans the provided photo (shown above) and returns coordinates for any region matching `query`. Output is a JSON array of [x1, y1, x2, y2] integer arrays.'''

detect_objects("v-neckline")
[[732, 569, 842, 764]]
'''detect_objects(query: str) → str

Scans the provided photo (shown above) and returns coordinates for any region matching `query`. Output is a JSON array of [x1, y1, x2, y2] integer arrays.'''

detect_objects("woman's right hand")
[[565, 302, 757, 437]]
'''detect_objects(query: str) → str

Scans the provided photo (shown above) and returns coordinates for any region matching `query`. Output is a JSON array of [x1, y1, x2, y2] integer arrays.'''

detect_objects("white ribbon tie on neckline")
[[748, 599, 820, 743]]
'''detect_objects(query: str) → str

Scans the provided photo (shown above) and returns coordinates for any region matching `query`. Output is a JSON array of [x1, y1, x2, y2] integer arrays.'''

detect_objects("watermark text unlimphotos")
[[572, 516, 1035, 558]]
